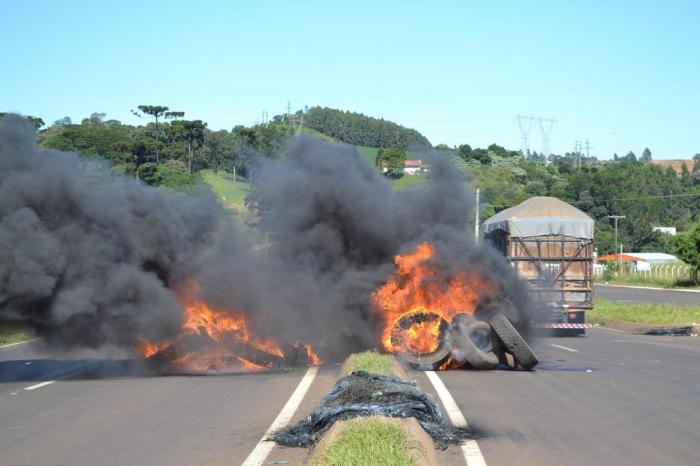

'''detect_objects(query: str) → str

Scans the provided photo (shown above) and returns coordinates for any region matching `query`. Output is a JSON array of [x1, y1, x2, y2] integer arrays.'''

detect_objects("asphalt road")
[[412, 328, 700, 466], [595, 284, 700, 306], [0, 341, 335, 466], [4, 328, 700, 466]]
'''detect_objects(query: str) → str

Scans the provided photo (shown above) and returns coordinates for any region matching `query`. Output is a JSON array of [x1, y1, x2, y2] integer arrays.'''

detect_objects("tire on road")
[[489, 313, 539, 370], [391, 311, 451, 370], [445, 318, 499, 370]]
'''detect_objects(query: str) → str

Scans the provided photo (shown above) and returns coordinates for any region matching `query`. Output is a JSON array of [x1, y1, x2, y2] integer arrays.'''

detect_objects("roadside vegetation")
[[590, 298, 700, 326], [5, 106, 700, 260], [0, 320, 32, 346], [596, 274, 700, 290], [340, 351, 395, 377], [309, 416, 423, 466], [199, 169, 249, 214]]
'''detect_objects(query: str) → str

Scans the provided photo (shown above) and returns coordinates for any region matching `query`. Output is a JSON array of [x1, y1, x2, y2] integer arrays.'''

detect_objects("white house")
[[403, 160, 429, 175]]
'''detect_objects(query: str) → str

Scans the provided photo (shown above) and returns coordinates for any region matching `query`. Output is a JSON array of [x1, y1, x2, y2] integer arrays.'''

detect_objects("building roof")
[[627, 252, 678, 262], [404, 160, 423, 167], [596, 253, 644, 262], [483, 196, 594, 239]]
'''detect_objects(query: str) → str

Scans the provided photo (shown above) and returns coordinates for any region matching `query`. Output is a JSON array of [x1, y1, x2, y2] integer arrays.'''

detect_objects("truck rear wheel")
[[489, 314, 539, 370]]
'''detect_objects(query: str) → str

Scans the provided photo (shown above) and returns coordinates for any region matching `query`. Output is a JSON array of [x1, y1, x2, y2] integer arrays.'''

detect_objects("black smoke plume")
[[0, 116, 220, 349], [0, 116, 533, 359]]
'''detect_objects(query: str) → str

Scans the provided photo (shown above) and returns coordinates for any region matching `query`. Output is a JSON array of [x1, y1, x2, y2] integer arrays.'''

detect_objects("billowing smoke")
[[195, 136, 535, 356], [0, 116, 533, 359], [0, 116, 221, 349]]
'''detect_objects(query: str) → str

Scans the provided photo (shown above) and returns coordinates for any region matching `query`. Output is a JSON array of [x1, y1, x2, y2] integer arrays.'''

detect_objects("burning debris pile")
[[372, 242, 538, 370], [0, 115, 537, 373], [139, 297, 320, 373], [272, 371, 469, 449]]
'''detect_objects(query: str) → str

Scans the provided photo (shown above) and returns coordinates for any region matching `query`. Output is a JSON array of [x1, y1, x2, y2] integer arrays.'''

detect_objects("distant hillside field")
[[650, 159, 694, 175], [199, 169, 249, 214]]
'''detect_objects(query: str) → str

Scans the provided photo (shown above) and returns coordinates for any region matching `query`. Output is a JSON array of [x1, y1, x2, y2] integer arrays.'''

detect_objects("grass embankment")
[[0, 321, 32, 346], [596, 274, 700, 290], [340, 350, 395, 377], [199, 169, 249, 214], [589, 298, 700, 326], [311, 351, 425, 466], [309, 417, 424, 466]]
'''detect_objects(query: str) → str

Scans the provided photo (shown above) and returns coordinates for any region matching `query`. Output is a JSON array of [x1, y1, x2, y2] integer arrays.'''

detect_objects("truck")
[[482, 196, 595, 335]]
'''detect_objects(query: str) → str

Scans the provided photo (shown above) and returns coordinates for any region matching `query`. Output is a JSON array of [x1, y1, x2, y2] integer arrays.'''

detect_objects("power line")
[[487, 191, 700, 209], [612, 192, 700, 201]]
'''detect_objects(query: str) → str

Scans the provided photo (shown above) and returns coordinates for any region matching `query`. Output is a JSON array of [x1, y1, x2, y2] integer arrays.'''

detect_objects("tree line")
[[4, 108, 700, 262], [300, 106, 431, 149]]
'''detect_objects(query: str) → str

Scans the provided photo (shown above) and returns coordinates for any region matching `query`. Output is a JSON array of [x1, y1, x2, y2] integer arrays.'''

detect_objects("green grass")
[[199, 169, 249, 213], [596, 274, 700, 290], [340, 351, 396, 377], [589, 298, 700, 326], [299, 127, 340, 143], [309, 417, 423, 466], [0, 321, 32, 346]]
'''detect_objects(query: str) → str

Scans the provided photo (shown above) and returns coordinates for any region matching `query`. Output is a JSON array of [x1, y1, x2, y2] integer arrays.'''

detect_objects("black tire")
[[391, 311, 451, 370], [488, 314, 539, 370], [445, 320, 499, 370]]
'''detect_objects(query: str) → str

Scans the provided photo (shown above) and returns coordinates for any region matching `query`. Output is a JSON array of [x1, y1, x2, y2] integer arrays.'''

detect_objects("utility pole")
[[608, 215, 626, 270], [474, 188, 480, 242]]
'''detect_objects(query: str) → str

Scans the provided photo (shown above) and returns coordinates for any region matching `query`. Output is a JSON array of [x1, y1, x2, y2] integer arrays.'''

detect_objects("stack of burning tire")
[[391, 311, 538, 371]]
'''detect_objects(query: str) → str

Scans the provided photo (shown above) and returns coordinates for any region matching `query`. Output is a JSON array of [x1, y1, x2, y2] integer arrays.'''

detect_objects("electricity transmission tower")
[[538, 117, 556, 156], [516, 115, 556, 156], [516, 114, 534, 156]]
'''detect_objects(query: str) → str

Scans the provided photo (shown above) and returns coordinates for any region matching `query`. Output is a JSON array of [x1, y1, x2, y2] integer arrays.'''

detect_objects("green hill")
[[303, 106, 431, 148], [199, 169, 249, 214]]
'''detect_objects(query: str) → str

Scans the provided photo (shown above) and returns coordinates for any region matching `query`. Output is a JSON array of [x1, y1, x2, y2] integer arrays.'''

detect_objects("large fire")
[[139, 297, 320, 372], [372, 243, 494, 356]]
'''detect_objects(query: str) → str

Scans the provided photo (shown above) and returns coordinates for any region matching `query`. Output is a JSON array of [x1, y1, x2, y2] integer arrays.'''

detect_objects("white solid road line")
[[24, 380, 56, 391], [242, 365, 319, 466], [426, 371, 487, 466], [550, 343, 580, 353]]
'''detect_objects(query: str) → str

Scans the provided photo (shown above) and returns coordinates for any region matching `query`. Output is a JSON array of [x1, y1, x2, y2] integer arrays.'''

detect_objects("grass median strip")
[[0, 320, 32, 346], [590, 298, 700, 326], [340, 350, 395, 377], [308, 417, 424, 466]]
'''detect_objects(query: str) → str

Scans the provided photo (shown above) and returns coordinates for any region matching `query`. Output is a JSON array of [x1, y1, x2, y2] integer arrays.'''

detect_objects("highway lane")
[[429, 328, 700, 466], [595, 284, 700, 306], [0, 341, 329, 466]]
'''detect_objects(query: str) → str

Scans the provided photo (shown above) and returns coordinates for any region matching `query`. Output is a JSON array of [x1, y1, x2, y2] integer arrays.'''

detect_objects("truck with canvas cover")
[[482, 197, 595, 334]]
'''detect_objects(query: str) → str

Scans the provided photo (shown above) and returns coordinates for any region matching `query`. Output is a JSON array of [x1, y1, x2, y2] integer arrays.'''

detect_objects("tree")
[[0, 113, 44, 128], [172, 120, 207, 174], [673, 221, 700, 282], [640, 147, 652, 162], [132, 105, 183, 164], [53, 116, 72, 126], [625, 151, 637, 162], [458, 144, 472, 161], [376, 146, 406, 177], [487, 143, 508, 158]]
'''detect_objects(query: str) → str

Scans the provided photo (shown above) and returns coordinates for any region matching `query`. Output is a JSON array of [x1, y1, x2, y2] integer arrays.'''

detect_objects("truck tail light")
[[568, 312, 577, 321]]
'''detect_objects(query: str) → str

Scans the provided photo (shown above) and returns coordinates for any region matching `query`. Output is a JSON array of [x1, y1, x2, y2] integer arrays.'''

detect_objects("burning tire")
[[488, 313, 538, 370], [390, 310, 450, 370], [445, 315, 499, 370]]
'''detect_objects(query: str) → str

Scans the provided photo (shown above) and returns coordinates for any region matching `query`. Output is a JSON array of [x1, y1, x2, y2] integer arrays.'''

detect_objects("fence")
[[593, 263, 693, 281]]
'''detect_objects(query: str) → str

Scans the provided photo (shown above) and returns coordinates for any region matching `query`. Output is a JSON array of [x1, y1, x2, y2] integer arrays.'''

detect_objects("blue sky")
[[2, 0, 698, 159]]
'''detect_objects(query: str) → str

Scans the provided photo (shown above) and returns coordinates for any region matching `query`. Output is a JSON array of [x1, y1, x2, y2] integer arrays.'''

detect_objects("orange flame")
[[139, 297, 318, 372], [372, 242, 494, 354]]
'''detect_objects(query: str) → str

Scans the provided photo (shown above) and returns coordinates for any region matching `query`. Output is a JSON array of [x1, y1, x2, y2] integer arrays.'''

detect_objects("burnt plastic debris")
[[271, 371, 469, 449], [645, 326, 693, 336]]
